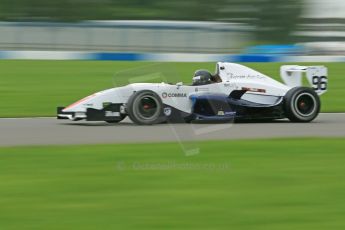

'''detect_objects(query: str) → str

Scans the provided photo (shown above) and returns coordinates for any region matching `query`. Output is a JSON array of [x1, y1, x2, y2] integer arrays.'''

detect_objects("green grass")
[[0, 61, 344, 117], [1, 138, 345, 229]]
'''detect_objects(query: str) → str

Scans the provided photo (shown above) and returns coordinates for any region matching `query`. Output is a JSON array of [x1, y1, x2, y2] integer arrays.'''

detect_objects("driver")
[[192, 69, 222, 85]]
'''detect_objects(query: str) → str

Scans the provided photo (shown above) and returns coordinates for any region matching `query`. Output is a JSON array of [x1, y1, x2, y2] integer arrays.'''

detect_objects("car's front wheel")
[[126, 90, 165, 125], [284, 87, 320, 122]]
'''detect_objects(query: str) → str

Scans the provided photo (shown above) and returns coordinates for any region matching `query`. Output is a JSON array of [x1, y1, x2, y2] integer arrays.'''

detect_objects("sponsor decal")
[[120, 105, 126, 114], [217, 111, 225, 116], [224, 83, 236, 88], [102, 102, 111, 108], [241, 87, 266, 93], [163, 107, 172, 116], [195, 87, 209, 92], [227, 73, 265, 80], [161, 92, 187, 98], [105, 111, 120, 117]]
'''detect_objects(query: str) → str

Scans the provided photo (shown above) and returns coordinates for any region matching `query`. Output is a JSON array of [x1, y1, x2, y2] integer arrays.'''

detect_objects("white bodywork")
[[61, 62, 327, 120]]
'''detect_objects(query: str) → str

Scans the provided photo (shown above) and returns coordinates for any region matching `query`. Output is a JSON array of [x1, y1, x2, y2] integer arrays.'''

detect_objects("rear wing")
[[280, 65, 328, 95]]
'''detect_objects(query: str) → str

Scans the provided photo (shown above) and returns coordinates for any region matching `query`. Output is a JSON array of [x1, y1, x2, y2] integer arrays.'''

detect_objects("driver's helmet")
[[192, 70, 212, 85]]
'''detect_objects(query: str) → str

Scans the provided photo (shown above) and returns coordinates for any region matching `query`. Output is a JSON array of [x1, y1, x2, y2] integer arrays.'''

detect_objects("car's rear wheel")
[[127, 90, 165, 125], [284, 87, 320, 122]]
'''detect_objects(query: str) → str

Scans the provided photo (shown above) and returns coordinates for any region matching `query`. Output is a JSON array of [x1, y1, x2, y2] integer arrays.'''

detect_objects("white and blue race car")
[[57, 62, 327, 125]]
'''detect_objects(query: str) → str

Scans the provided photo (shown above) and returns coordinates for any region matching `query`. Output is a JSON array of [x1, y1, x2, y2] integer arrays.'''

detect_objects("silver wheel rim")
[[293, 92, 317, 117], [133, 94, 161, 121]]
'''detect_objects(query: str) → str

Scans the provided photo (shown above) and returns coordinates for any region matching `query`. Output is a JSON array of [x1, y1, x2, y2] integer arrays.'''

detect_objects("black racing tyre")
[[284, 87, 320, 122], [126, 90, 165, 125]]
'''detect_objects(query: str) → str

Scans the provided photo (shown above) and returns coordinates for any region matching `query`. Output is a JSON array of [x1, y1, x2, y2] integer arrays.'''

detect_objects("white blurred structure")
[[294, 0, 345, 54], [304, 0, 345, 19], [297, 0, 345, 41], [299, 42, 345, 55], [0, 21, 251, 53]]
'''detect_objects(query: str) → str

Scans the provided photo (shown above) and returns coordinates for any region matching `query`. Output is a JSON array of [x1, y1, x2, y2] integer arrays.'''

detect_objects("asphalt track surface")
[[0, 113, 345, 147]]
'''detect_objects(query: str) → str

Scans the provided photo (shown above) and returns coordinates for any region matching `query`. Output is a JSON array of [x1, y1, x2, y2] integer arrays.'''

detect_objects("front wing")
[[57, 103, 124, 121]]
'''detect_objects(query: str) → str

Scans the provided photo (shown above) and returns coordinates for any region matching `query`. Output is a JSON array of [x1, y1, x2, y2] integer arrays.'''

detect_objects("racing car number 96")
[[312, 76, 327, 91]]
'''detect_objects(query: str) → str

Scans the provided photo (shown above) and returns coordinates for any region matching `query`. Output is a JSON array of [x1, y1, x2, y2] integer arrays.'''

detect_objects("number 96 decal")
[[312, 76, 327, 91]]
